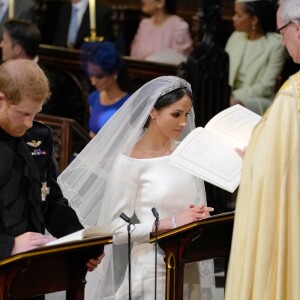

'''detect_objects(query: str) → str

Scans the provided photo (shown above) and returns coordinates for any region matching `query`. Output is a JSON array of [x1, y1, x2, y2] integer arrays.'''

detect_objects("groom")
[[0, 59, 103, 299]]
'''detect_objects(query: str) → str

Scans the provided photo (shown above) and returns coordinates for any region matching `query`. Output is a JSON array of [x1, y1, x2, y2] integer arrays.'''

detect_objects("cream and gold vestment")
[[225, 71, 300, 300]]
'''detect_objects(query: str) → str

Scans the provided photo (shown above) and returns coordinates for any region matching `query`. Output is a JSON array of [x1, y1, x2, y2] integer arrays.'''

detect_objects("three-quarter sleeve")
[[109, 156, 153, 245], [171, 16, 193, 57]]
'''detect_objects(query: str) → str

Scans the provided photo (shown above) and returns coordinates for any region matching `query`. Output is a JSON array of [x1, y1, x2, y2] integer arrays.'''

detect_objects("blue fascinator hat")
[[80, 41, 121, 75]]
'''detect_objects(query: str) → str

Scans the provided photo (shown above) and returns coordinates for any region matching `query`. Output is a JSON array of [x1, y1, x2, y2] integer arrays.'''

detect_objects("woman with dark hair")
[[58, 76, 216, 299], [130, 0, 193, 64], [225, 0, 286, 115], [81, 41, 131, 138]]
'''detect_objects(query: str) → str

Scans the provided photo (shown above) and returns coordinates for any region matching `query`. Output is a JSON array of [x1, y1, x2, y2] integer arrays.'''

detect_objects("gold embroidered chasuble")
[[225, 71, 300, 300]]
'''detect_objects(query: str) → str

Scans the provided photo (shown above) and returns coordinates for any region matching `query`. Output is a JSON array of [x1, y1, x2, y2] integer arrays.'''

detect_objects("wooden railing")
[[38, 44, 178, 78], [38, 44, 178, 94], [35, 113, 90, 172]]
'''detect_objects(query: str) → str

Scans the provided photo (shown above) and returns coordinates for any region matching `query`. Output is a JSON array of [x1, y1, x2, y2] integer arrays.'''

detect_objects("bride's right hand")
[[175, 204, 214, 228]]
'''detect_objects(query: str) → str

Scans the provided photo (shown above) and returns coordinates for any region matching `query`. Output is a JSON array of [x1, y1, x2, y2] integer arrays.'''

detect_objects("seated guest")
[[130, 0, 193, 64], [225, 0, 286, 115], [1, 19, 87, 125], [0, 0, 36, 37], [0, 18, 40, 62], [81, 41, 131, 138], [52, 0, 113, 49]]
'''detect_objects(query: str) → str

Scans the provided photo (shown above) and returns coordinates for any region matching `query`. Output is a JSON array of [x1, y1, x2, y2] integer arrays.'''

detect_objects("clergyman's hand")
[[12, 232, 56, 255], [230, 95, 244, 106], [235, 146, 247, 159]]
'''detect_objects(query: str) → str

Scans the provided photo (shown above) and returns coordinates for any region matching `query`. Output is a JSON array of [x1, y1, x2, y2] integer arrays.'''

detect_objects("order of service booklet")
[[169, 104, 261, 193], [45, 225, 114, 246]]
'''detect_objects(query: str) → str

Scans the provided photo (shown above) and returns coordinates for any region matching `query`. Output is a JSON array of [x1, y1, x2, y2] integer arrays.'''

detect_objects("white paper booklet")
[[169, 105, 261, 193], [45, 225, 114, 246]]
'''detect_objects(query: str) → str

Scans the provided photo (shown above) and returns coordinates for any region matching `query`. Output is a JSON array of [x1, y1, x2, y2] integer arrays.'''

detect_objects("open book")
[[169, 105, 261, 193], [45, 225, 114, 246]]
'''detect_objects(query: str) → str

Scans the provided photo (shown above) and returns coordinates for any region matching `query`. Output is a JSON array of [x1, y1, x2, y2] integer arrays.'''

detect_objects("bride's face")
[[150, 94, 192, 140]]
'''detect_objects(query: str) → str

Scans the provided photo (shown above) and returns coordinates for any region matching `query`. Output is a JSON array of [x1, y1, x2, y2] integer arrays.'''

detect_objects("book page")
[[45, 226, 114, 246], [169, 128, 242, 192], [205, 104, 261, 148], [46, 229, 85, 246], [82, 225, 114, 239], [169, 105, 261, 192]]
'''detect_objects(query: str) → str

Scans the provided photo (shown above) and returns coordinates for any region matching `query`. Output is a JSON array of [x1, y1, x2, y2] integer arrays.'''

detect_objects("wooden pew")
[[37, 44, 178, 92], [38, 44, 177, 77], [38, 44, 82, 72]]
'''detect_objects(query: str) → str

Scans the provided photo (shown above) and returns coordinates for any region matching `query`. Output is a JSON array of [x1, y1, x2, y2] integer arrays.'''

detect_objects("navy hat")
[[81, 41, 121, 75]]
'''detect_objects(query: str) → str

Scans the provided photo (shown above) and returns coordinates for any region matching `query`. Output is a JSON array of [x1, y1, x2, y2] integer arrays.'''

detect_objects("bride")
[[58, 76, 216, 299]]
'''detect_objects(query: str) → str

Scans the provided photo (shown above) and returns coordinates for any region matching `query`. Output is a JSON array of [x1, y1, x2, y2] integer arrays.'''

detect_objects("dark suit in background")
[[0, 0, 36, 37], [53, 2, 112, 49]]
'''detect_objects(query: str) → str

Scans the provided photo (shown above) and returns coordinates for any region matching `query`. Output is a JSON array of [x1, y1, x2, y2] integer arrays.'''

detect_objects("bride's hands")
[[152, 204, 214, 232], [175, 204, 214, 228]]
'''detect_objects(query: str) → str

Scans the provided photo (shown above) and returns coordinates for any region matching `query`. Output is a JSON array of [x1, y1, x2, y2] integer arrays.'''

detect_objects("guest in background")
[[1, 19, 87, 126], [130, 0, 193, 64], [81, 41, 131, 138], [225, 0, 286, 115], [0, 0, 36, 38], [0, 18, 40, 62], [53, 0, 113, 49]]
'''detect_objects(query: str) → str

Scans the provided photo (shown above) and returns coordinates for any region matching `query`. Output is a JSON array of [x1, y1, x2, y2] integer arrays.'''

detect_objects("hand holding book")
[[169, 105, 261, 192]]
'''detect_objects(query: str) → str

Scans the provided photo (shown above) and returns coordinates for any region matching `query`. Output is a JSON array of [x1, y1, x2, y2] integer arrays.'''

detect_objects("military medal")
[[41, 182, 50, 201]]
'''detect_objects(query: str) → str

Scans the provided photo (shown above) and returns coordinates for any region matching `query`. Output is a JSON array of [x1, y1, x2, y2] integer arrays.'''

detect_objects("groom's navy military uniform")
[[0, 121, 83, 260]]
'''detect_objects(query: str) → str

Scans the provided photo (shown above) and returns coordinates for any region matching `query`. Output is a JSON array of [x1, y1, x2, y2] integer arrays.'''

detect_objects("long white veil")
[[58, 76, 215, 299]]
